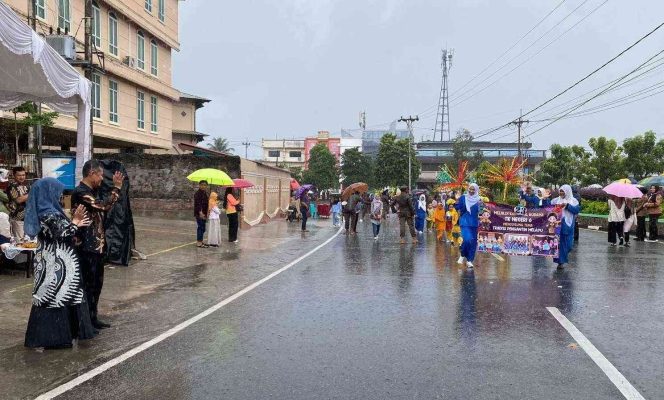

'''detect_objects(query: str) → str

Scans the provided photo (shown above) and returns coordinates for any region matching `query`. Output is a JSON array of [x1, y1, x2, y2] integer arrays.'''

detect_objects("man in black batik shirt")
[[71, 160, 124, 330]]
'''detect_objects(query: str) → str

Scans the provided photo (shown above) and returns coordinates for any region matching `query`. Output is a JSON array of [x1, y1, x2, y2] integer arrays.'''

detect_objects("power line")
[[520, 20, 664, 119], [520, 48, 664, 141], [450, 0, 595, 103], [451, 0, 607, 107], [450, 0, 568, 97]]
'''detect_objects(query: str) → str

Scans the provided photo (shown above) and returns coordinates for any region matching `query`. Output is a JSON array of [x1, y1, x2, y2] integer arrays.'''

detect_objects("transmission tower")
[[433, 49, 453, 141]]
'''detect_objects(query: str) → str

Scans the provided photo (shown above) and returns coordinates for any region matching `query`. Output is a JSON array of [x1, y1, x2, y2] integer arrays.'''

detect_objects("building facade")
[[362, 129, 411, 157], [261, 139, 305, 169], [2, 0, 196, 156], [303, 131, 340, 168], [416, 140, 547, 186]]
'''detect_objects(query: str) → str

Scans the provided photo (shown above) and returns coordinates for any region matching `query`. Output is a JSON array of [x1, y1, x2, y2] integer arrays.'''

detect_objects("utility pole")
[[241, 138, 250, 159], [84, 0, 94, 159], [509, 109, 529, 161], [399, 115, 419, 191]]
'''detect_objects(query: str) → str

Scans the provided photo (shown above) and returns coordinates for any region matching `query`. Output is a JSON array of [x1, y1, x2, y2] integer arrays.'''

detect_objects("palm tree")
[[208, 137, 234, 153]]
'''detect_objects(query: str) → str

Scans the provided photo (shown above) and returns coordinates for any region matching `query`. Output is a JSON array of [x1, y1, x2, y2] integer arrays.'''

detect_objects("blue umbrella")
[[294, 184, 314, 199], [639, 175, 664, 187]]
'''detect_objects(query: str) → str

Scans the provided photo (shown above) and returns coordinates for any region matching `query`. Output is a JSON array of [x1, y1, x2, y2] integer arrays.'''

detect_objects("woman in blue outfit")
[[551, 184, 580, 269], [415, 194, 427, 234], [455, 183, 481, 268]]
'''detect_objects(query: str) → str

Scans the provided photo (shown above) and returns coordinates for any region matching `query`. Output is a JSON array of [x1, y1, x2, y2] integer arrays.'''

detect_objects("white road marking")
[[491, 253, 505, 262], [35, 228, 343, 400], [546, 307, 645, 400]]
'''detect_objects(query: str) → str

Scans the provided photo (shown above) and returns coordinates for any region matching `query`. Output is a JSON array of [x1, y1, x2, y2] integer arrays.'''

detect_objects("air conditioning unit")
[[45, 35, 76, 60], [123, 56, 136, 68]]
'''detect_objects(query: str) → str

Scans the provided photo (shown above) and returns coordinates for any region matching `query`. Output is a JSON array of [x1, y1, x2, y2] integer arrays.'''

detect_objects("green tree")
[[587, 136, 626, 184], [452, 128, 473, 167], [374, 133, 420, 188], [208, 137, 234, 153], [535, 144, 592, 187], [340, 147, 374, 187], [11, 102, 58, 163], [302, 143, 338, 189], [622, 131, 664, 180], [277, 163, 303, 182]]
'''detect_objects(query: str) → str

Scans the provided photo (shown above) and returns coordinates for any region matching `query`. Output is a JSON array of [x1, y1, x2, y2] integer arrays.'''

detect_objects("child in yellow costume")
[[446, 199, 462, 246], [426, 201, 436, 232], [433, 201, 446, 241]]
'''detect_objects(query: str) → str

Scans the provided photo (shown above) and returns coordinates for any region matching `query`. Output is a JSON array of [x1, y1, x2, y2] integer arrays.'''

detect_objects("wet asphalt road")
[[6, 216, 664, 399]]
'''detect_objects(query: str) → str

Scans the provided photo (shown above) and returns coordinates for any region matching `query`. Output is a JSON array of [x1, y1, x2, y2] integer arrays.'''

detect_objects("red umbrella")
[[230, 178, 254, 189], [290, 179, 301, 190]]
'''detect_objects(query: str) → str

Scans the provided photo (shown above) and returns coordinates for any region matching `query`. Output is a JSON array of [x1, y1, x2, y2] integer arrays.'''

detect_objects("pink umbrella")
[[290, 179, 300, 190], [603, 182, 643, 198], [229, 178, 254, 189]]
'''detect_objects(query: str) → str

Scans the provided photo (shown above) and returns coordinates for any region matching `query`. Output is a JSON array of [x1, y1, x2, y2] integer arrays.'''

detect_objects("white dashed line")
[[547, 307, 645, 400]]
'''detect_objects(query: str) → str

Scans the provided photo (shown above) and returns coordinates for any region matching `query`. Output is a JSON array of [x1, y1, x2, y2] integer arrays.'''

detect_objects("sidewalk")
[[0, 215, 338, 400]]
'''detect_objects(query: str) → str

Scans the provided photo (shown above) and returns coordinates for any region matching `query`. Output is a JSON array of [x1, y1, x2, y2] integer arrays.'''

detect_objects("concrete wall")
[[240, 159, 291, 227], [98, 153, 240, 201], [98, 154, 291, 228]]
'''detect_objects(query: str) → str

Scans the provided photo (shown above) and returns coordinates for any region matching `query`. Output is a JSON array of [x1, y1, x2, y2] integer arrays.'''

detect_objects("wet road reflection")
[[15, 218, 664, 399]]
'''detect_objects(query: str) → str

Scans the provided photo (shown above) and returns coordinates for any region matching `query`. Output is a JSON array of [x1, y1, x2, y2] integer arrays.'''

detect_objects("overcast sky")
[[173, 0, 664, 159]]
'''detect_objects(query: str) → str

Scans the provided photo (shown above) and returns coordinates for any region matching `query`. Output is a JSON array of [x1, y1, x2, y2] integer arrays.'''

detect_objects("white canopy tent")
[[0, 0, 91, 180]]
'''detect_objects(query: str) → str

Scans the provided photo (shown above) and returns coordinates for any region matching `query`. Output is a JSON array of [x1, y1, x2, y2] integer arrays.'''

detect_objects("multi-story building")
[[362, 129, 411, 157], [303, 131, 340, 168], [416, 140, 547, 186], [2, 0, 201, 156], [340, 129, 363, 155], [261, 139, 306, 169]]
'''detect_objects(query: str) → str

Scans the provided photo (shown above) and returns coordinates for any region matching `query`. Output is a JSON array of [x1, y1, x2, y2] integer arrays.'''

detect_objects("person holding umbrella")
[[607, 195, 626, 246], [300, 191, 311, 232], [644, 185, 662, 242], [224, 187, 241, 242], [194, 180, 209, 248]]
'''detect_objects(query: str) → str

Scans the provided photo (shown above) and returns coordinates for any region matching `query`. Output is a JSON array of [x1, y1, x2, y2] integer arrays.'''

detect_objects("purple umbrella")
[[294, 184, 314, 199]]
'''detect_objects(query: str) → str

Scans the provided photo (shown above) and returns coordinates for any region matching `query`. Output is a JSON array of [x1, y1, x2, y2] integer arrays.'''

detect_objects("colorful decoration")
[[437, 161, 470, 192], [484, 157, 528, 201]]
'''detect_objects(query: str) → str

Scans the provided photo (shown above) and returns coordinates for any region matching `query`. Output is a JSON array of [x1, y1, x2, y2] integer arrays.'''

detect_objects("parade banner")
[[477, 203, 563, 257]]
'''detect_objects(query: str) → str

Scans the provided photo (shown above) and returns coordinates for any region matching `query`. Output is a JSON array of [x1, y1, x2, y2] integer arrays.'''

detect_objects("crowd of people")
[[0, 161, 125, 349], [193, 181, 241, 248], [303, 181, 589, 270], [2, 160, 661, 351]]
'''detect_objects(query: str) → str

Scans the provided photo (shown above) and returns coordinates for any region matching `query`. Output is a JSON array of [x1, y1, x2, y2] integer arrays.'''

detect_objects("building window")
[[91, 73, 101, 119], [108, 12, 118, 56], [137, 31, 145, 70], [145, 0, 152, 13], [289, 151, 301, 158], [109, 80, 118, 123], [91, 3, 101, 48], [35, 0, 45, 19], [268, 150, 280, 158], [58, 0, 70, 31], [158, 0, 165, 22], [137, 91, 145, 129], [150, 96, 158, 132], [150, 40, 158, 76]]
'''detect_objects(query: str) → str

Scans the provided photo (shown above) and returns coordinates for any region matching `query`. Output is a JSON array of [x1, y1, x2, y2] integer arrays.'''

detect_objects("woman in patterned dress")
[[23, 178, 96, 349]]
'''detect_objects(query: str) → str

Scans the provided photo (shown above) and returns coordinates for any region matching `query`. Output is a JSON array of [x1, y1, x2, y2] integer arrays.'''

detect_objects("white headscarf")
[[418, 194, 426, 211], [552, 184, 579, 226], [464, 183, 481, 213]]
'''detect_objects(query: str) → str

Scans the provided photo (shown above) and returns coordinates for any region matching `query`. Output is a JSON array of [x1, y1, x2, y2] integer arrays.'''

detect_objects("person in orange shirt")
[[433, 201, 446, 242], [223, 187, 240, 243]]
